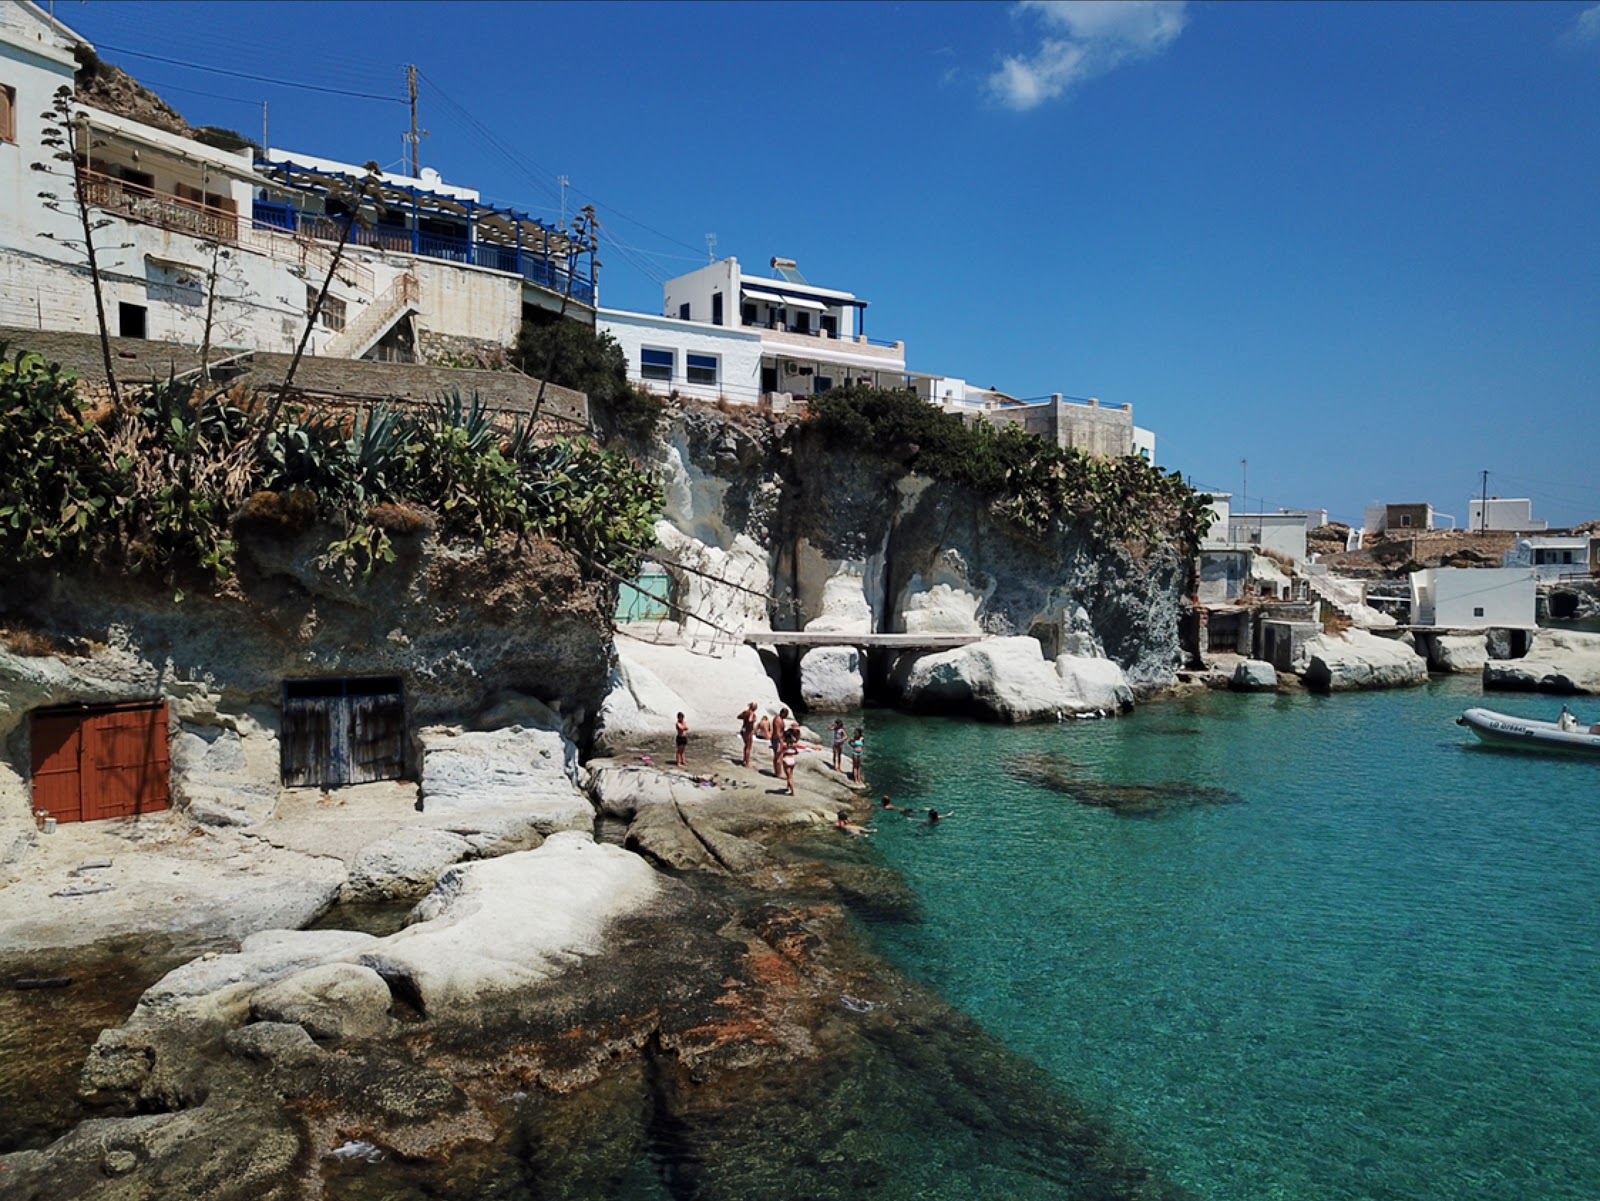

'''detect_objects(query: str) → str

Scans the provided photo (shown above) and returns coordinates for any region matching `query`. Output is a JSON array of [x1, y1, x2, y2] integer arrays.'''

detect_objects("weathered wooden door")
[[280, 677, 405, 788], [30, 702, 171, 824]]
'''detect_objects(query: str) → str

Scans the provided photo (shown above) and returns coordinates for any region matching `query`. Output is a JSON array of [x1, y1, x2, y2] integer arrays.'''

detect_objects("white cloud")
[[1570, 3, 1600, 45], [989, 0, 1188, 111]]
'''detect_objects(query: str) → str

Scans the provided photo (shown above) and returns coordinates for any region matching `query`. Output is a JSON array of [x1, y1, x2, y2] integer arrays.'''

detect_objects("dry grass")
[[234, 488, 319, 534], [1, 626, 74, 658], [366, 501, 435, 536]]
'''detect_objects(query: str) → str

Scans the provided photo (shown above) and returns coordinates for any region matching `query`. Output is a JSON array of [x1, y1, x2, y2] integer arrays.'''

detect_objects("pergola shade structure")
[[252, 157, 596, 306]]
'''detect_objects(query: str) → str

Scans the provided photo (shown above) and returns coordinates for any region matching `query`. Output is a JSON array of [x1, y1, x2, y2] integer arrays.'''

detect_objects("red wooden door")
[[30, 712, 85, 824], [30, 703, 170, 824]]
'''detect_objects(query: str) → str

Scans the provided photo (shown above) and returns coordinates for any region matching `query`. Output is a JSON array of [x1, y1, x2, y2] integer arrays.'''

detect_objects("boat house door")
[[30, 701, 172, 824], [280, 676, 405, 788]]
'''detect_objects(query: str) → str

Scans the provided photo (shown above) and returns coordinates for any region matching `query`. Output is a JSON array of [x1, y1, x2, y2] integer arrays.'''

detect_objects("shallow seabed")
[[857, 677, 1600, 1201]]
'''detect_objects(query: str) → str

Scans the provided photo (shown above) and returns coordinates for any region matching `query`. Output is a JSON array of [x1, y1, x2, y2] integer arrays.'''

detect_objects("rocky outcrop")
[[1230, 659, 1279, 692], [1483, 629, 1600, 695], [1301, 630, 1427, 692], [800, 645, 864, 712], [1427, 633, 1489, 675], [895, 636, 1129, 722], [595, 634, 780, 752]]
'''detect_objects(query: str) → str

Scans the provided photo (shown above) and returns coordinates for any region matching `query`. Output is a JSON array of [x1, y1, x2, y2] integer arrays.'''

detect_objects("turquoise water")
[[856, 679, 1600, 1201]]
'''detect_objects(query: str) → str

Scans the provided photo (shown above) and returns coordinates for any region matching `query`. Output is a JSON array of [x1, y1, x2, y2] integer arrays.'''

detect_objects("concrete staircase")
[[321, 272, 419, 360], [1298, 565, 1396, 628]]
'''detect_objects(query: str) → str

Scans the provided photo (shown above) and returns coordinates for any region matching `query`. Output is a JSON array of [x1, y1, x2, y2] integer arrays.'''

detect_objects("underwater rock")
[[1006, 754, 1241, 817]]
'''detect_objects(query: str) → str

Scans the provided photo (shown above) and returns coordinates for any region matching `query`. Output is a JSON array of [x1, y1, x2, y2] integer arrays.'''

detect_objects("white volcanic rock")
[[897, 636, 1071, 722], [416, 725, 592, 834], [132, 929, 380, 1024], [795, 541, 878, 634], [342, 826, 474, 902], [357, 832, 659, 1017], [1230, 659, 1279, 692], [1431, 634, 1488, 675], [1301, 629, 1427, 692], [654, 521, 771, 642], [597, 634, 781, 752], [249, 962, 394, 1042], [800, 645, 865, 713], [1056, 655, 1134, 711], [169, 713, 281, 828], [1483, 629, 1600, 695]]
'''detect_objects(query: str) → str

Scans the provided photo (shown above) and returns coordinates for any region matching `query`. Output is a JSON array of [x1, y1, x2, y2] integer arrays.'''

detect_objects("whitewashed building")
[[1505, 536, 1594, 582], [0, 3, 594, 363], [1410, 568, 1536, 628], [1468, 498, 1546, 532]]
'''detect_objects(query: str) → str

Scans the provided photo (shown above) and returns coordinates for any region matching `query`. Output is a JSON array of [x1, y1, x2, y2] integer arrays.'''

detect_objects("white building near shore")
[[1409, 567, 1536, 628]]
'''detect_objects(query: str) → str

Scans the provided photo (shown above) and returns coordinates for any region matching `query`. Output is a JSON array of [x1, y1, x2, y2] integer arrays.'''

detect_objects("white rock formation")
[[1430, 634, 1488, 674], [897, 549, 987, 635], [249, 962, 394, 1042], [133, 929, 380, 1024], [169, 712, 280, 828], [596, 633, 781, 751], [1056, 655, 1134, 710], [800, 645, 865, 713], [654, 521, 771, 643], [1230, 659, 1279, 692], [1300, 629, 1427, 692], [897, 636, 1118, 722], [417, 725, 584, 816], [1483, 629, 1600, 695], [358, 832, 659, 1016], [342, 826, 474, 902], [794, 539, 880, 633]]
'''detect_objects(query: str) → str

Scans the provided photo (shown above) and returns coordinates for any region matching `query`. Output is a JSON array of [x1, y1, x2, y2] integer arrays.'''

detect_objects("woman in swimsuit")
[[849, 727, 864, 785], [830, 719, 846, 772], [781, 726, 800, 795], [675, 712, 688, 767]]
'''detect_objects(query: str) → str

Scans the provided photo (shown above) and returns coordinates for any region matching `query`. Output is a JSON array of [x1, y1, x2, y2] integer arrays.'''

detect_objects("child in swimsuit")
[[849, 727, 864, 785], [675, 712, 688, 767], [831, 719, 846, 771]]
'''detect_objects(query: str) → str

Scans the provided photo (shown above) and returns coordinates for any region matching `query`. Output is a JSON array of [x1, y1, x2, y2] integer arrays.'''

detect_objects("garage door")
[[30, 701, 171, 824]]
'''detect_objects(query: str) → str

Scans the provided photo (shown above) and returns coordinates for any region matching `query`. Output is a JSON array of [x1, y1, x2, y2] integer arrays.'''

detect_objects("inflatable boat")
[[1457, 707, 1600, 756]]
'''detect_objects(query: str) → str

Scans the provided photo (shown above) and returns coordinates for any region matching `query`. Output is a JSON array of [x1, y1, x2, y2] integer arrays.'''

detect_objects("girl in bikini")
[[782, 725, 800, 795]]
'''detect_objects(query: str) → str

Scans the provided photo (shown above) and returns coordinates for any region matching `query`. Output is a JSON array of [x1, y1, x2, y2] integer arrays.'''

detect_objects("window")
[[0, 84, 15, 144], [678, 302, 691, 320], [742, 303, 756, 325], [686, 353, 718, 386], [118, 303, 147, 339], [1400, 514, 1412, 527], [711, 292, 723, 326], [814, 375, 832, 395], [821, 313, 837, 338], [1473, 607, 1485, 618], [794, 310, 810, 334], [641, 347, 673, 381], [308, 285, 346, 332]]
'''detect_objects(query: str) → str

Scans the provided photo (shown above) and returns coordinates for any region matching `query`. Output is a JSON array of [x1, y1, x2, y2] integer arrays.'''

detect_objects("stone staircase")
[[1298, 565, 1396, 628], [320, 272, 419, 360]]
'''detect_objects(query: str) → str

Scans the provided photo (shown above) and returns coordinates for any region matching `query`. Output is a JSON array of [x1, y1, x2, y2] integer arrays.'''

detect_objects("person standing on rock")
[[849, 726, 864, 785], [771, 707, 791, 778], [830, 719, 847, 772], [738, 702, 759, 767], [675, 712, 689, 767], [782, 725, 801, 795]]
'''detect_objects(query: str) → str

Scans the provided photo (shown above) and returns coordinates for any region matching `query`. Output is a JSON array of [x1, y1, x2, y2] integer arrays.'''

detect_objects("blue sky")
[[62, 1, 1600, 527]]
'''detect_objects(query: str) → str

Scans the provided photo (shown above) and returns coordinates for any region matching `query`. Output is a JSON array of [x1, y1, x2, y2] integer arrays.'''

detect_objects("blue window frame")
[[641, 347, 673, 381], [686, 353, 718, 386]]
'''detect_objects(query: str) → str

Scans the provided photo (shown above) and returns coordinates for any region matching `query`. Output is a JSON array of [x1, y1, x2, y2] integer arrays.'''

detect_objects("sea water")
[[856, 677, 1600, 1200]]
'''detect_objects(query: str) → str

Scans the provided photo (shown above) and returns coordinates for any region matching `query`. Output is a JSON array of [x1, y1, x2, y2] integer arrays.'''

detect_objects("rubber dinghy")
[[1457, 708, 1600, 756]]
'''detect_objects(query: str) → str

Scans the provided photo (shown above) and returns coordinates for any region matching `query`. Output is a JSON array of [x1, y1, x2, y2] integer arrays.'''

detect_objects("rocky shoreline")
[[0, 713, 1191, 1200]]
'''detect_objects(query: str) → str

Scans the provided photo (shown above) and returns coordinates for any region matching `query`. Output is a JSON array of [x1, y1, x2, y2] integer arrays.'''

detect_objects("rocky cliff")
[[643, 403, 1191, 716]]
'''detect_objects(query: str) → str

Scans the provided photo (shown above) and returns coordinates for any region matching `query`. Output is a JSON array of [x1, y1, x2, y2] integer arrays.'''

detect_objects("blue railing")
[[865, 336, 900, 348], [251, 200, 298, 233], [255, 203, 596, 305]]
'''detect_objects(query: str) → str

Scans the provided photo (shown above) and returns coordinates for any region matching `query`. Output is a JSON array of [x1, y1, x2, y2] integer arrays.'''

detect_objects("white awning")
[[742, 286, 826, 311]]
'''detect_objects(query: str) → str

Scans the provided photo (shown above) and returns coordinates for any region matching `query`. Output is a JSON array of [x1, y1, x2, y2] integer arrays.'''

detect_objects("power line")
[[95, 43, 404, 103]]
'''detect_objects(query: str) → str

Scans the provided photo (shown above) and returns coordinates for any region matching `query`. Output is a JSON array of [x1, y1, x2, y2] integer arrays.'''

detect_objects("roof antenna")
[[706, 232, 717, 264]]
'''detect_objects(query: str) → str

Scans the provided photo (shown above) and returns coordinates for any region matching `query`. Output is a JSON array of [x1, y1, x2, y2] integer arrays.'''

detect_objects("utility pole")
[[261, 101, 269, 152], [406, 65, 421, 177], [1479, 469, 1489, 533], [558, 174, 570, 227], [1240, 458, 1248, 516]]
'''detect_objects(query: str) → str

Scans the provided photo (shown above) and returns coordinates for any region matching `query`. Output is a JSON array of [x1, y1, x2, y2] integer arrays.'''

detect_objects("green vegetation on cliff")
[[803, 386, 1211, 551], [0, 346, 662, 589]]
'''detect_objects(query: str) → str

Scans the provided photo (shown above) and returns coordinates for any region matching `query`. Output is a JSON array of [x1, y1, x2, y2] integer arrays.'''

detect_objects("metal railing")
[[82, 170, 239, 242]]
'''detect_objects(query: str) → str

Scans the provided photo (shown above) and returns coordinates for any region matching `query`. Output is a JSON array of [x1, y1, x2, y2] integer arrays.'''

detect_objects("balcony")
[[82, 170, 239, 242], [756, 325, 903, 362], [252, 206, 595, 307]]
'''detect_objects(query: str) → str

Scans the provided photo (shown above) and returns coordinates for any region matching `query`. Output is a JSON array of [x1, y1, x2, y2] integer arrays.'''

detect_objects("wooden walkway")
[[741, 631, 983, 650]]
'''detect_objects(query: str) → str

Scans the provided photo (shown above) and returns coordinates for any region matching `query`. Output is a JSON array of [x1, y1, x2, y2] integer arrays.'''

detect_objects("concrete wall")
[[984, 396, 1134, 458], [1198, 550, 1251, 602], [1468, 498, 1545, 532], [1410, 567, 1536, 628], [1385, 503, 1433, 532], [1225, 514, 1309, 562], [597, 307, 763, 404]]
